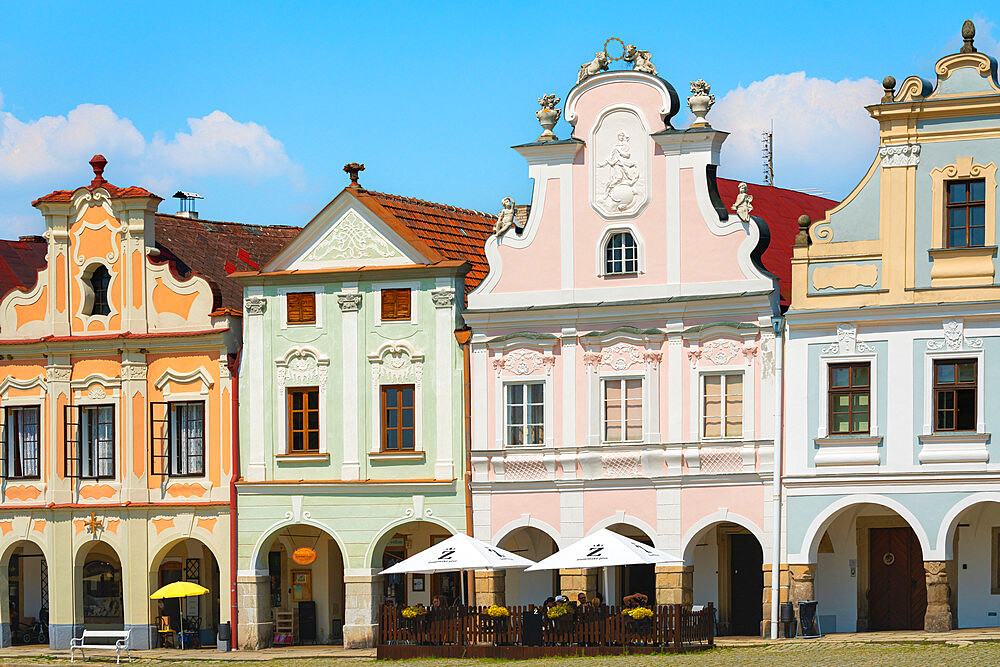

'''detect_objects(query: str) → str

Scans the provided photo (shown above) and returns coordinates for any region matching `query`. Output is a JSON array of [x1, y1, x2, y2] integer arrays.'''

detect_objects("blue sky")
[[0, 1, 996, 235]]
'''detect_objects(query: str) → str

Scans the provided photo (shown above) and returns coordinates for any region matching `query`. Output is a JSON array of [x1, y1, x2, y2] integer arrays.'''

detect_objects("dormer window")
[[86, 265, 111, 316], [947, 179, 985, 248], [605, 232, 639, 275]]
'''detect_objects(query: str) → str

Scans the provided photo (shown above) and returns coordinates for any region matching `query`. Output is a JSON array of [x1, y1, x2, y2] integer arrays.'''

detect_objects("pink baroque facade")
[[464, 63, 826, 635]]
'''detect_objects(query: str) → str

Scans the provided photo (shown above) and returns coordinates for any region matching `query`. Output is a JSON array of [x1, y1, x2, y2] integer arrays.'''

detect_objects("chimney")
[[173, 191, 204, 219]]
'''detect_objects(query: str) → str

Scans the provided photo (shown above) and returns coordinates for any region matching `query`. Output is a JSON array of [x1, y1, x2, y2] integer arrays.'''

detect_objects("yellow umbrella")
[[150, 582, 209, 649]]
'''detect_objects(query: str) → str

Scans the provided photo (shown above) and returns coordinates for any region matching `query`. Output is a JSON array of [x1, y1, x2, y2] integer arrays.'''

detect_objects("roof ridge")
[[365, 189, 495, 219], [155, 212, 301, 230]]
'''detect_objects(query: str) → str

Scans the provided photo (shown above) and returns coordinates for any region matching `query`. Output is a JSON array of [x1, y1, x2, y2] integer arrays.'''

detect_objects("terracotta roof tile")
[[0, 237, 48, 301], [154, 214, 301, 312], [361, 190, 495, 292], [32, 183, 157, 206], [717, 178, 836, 306]]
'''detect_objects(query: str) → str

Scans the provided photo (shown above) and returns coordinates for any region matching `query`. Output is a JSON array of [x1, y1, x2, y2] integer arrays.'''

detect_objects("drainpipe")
[[228, 349, 242, 650], [769, 317, 784, 639], [454, 327, 475, 605]]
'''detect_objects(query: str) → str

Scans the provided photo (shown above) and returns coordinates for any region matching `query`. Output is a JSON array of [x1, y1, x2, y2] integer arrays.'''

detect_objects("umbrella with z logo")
[[525, 528, 680, 571]]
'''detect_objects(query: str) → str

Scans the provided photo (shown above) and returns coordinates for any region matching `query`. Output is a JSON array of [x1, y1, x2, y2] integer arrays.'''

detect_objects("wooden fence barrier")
[[377, 602, 714, 659]]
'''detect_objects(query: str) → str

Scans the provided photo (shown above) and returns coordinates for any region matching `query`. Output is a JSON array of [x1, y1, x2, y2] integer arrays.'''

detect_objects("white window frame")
[[70, 375, 121, 481], [79, 404, 116, 480], [1, 402, 43, 480], [278, 285, 324, 330], [374, 280, 419, 327], [600, 375, 644, 444], [596, 224, 646, 277], [501, 379, 547, 448], [818, 353, 879, 438], [923, 349, 985, 436], [699, 370, 746, 441]]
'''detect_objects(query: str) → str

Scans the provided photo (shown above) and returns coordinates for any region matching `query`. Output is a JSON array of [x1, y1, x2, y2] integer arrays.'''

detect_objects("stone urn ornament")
[[536, 94, 561, 142], [687, 79, 716, 128]]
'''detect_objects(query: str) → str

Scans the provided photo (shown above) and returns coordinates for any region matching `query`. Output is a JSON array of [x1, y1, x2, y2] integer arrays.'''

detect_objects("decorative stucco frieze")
[[492, 348, 555, 376], [643, 351, 663, 368], [821, 324, 876, 356], [878, 143, 921, 168], [120, 362, 147, 381], [306, 210, 401, 261], [276, 347, 330, 389], [700, 340, 743, 365], [45, 366, 71, 383], [583, 352, 603, 367], [430, 287, 456, 308], [927, 319, 982, 351], [599, 342, 644, 370], [244, 296, 267, 316], [88, 386, 107, 400], [337, 292, 362, 312], [369, 343, 424, 386]]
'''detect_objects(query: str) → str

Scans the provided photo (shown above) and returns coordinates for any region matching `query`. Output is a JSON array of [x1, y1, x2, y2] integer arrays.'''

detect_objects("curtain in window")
[[97, 406, 114, 477]]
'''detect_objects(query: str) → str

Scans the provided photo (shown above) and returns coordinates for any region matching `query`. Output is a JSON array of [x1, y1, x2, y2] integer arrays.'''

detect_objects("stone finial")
[[89, 154, 108, 187], [794, 215, 812, 247], [536, 94, 562, 142], [343, 162, 365, 187], [881, 76, 896, 103], [687, 80, 716, 128], [961, 20, 976, 53]]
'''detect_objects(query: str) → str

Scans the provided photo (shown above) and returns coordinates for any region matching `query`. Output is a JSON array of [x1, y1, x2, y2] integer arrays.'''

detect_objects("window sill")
[[369, 451, 425, 462], [813, 436, 882, 466], [917, 432, 990, 464], [276, 452, 329, 463], [928, 246, 996, 287]]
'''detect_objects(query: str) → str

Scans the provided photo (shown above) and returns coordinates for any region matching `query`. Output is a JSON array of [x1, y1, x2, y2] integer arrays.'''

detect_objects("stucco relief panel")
[[492, 348, 556, 377], [589, 107, 651, 219]]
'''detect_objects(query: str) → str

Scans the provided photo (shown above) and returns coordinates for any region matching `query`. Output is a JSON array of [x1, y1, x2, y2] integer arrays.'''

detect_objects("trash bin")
[[217, 622, 231, 652], [779, 602, 795, 638], [797, 600, 821, 638]]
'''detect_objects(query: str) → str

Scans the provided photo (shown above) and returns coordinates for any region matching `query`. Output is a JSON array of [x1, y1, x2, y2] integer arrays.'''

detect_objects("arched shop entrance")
[[690, 521, 764, 636], [607, 523, 656, 606], [76, 541, 123, 630], [259, 524, 345, 645], [5, 541, 48, 645], [372, 521, 458, 607], [150, 539, 221, 647], [499, 527, 558, 607]]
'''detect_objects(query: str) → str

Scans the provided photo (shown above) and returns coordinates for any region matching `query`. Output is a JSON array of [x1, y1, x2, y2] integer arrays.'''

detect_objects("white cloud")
[[0, 90, 301, 192], [708, 72, 882, 197]]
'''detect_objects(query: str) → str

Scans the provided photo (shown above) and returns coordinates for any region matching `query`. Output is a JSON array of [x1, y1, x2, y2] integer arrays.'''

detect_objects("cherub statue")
[[578, 51, 610, 83], [732, 182, 754, 223], [493, 197, 517, 236], [624, 45, 657, 75]]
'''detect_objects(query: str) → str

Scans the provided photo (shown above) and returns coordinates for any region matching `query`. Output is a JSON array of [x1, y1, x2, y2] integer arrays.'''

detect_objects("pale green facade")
[[234, 188, 471, 648]]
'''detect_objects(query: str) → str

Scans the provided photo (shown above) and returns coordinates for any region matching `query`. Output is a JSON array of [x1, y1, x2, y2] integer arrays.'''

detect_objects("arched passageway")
[[606, 523, 656, 607], [4, 541, 48, 645], [371, 521, 458, 607], [499, 527, 557, 607], [689, 521, 764, 636], [76, 541, 123, 631], [149, 539, 221, 647]]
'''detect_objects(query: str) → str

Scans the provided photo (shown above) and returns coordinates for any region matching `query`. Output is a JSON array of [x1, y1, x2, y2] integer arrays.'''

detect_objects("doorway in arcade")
[[264, 525, 345, 645], [379, 522, 459, 608], [6, 542, 48, 645], [691, 522, 764, 636], [152, 540, 221, 647], [605, 524, 656, 607]]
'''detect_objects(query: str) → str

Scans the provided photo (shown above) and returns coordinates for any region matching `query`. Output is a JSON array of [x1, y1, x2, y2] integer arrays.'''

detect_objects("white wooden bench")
[[70, 629, 132, 664]]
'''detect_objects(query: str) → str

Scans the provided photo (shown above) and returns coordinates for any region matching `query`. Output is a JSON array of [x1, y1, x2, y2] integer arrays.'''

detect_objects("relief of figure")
[[493, 197, 517, 236], [732, 182, 754, 223], [597, 131, 641, 212], [624, 45, 657, 75], [578, 51, 610, 83]]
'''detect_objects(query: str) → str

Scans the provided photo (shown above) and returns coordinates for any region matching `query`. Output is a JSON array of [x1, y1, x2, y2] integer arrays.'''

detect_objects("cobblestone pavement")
[[2, 642, 1000, 666]]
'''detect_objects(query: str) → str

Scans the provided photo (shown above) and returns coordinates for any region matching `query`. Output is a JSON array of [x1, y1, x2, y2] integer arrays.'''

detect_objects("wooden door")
[[729, 534, 764, 636], [869, 527, 926, 630]]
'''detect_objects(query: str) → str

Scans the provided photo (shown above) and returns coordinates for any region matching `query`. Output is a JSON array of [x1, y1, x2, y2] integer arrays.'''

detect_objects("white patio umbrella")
[[379, 533, 535, 605], [525, 528, 681, 603]]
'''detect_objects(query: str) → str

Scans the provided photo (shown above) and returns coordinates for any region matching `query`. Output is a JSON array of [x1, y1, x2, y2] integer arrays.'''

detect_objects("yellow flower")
[[487, 604, 510, 617]]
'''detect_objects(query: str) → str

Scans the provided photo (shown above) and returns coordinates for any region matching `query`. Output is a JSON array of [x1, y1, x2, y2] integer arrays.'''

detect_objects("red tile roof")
[[357, 189, 496, 292], [717, 178, 836, 306], [32, 184, 157, 206], [154, 214, 301, 312], [0, 237, 48, 300]]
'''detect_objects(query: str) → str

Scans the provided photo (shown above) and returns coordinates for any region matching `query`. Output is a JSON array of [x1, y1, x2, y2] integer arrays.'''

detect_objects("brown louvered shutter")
[[382, 288, 410, 321], [287, 292, 315, 324]]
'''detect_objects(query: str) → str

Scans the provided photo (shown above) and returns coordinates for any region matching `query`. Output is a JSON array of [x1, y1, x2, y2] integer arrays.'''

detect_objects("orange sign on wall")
[[292, 547, 317, 565]]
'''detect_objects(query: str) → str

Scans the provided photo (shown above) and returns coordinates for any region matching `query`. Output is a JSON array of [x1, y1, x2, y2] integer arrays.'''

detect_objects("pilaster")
[[474, 571, 506, 607], [121, 353, 148, 503], [343, 568, 380, 648], [654, 564, 692, 606], [788, 563, 816, 633], [558, 569, 598, 601], [236, 573, 272, 649], [338, 287, 361, 481], [431, 284, 456, 479], [243, 290, 267, 482]]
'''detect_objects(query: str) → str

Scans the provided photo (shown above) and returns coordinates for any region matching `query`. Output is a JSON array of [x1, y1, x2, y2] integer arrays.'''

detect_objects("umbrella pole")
[[180, 596, 185, 650]]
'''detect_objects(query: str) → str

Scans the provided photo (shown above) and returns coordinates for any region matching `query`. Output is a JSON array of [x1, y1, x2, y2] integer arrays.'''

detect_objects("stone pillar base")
[[475, 571, 505, 607], [655, 565, 692, 606], [236, 574, 273, 650], [343, 623, 378, 648], [48, 624, 81, 650], [125, 624, 156, 649], [761, 563, 790, 637], [924, 560, 953, 633], [559, 569, 598, 601], [788, 563, 816, 634]]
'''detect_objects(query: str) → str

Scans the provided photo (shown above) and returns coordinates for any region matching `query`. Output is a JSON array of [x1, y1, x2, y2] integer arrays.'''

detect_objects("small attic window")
[[605, 232, 639, 275], [86, 265, 111, 316]]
